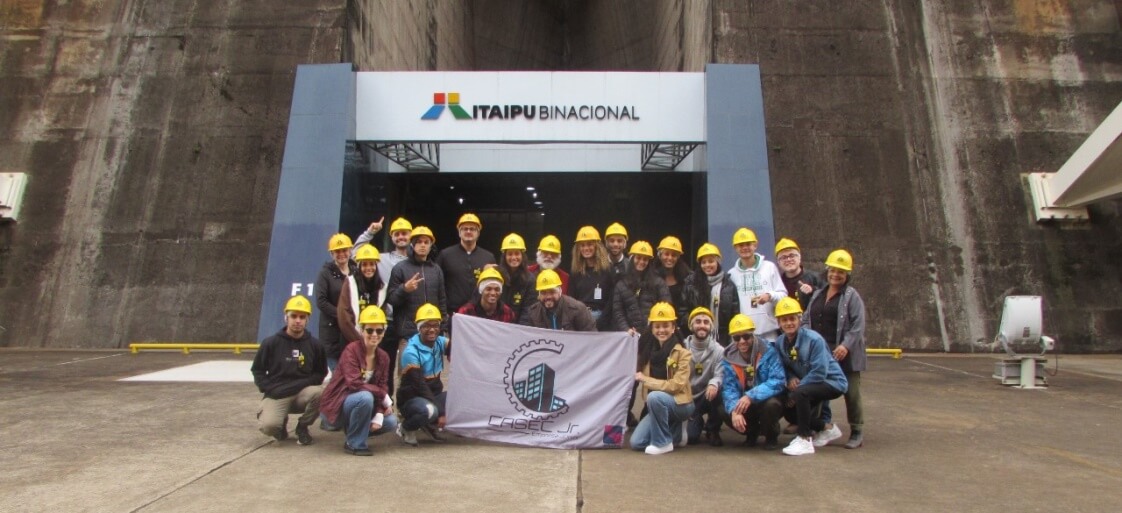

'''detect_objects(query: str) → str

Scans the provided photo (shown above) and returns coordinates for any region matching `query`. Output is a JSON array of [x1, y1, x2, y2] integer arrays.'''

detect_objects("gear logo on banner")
[[503, 339, 570, 420]]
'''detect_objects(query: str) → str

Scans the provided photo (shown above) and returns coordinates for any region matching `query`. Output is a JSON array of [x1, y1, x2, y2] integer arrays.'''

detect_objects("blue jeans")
[[319, 391, 398, 450], [630, 391, 695, 450], [402, 392, 446, 431], [822, 401, 833, 424], [327, 357, 339, 373]]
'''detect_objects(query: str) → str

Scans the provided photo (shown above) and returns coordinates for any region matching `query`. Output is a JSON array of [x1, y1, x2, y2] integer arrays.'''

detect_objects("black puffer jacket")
[[499, 264, 538, 324], [681, 270, 741, 347], [385, 251, 448, 339], [315, 260, 357, 359], [612, 268, 671, 331]]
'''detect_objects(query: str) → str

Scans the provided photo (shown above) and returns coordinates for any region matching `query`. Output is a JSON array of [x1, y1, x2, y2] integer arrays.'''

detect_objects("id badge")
[[593, 286, 602, 300]]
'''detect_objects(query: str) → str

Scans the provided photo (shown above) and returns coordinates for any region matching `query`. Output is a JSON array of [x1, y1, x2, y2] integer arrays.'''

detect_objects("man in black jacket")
[[251, 295, 328, 446], [436, 213, 495, 313]]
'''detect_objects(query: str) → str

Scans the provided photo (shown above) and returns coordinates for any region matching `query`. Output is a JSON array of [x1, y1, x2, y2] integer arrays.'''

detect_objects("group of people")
[[250, 214, 867, 457]]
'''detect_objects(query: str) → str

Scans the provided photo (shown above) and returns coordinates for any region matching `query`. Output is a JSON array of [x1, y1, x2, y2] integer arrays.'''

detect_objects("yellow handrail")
[[129, 343, 259, 355], [868, 348, 903, 359]]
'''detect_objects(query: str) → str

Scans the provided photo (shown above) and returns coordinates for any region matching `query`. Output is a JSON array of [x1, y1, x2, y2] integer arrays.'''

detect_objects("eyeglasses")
[[778, 254, 799, 261], [732, 334, 754, 342], [364, 327, 386, 335], [419, 324, 441, 331]]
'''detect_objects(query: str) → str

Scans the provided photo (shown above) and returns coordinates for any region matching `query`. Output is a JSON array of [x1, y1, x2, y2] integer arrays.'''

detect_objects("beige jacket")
[[639, 344, 694, 405]]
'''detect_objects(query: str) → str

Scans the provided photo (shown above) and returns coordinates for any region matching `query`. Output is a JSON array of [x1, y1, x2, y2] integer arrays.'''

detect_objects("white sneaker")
[[395, 424, 418, 446], [644, 443, 674, 455], [676, 423, 688, 447], [813, 424, 843, 448], [782, 436, 815, 456]]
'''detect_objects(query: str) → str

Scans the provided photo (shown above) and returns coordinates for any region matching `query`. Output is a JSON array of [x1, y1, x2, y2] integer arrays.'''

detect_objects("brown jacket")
[[522, 294, 597, 332], [638, 344, 693, 405]]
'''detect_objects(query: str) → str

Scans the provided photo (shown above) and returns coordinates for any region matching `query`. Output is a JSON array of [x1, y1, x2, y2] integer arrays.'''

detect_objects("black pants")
[[720, 396, 785, 440], [379, 336, 402, 397], [786, 382, 844, 438]]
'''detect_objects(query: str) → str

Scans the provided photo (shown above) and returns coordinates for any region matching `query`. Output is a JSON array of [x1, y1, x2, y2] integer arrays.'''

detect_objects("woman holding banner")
[[629, 302, 694, 455]]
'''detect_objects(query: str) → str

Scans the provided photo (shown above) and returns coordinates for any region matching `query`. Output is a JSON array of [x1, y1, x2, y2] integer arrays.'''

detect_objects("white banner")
[[446, 314, 636, 449]]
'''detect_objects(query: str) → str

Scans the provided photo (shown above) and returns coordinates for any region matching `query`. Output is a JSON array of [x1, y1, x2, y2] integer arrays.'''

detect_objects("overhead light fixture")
[[533, 201, 542, 205], [458, 197, 464, 205], [532, 192, 538, 199], [526, 186, 535, 191]]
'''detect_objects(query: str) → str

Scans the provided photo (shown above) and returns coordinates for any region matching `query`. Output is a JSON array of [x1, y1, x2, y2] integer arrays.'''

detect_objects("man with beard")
[[720, 313, 786, 449], [251, 295, 327, 446], [436, 213, 496, 312], [682, 307, 726, 446], [604, 222, 630, 278], [522, 269, 596, 331], [526, 235, 569, 295]]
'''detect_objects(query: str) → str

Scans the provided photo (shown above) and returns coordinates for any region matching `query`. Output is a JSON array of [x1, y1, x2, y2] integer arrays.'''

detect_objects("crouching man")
[[395, 303, 450, 446], [720, 314, 787, 450], [251, 295, 328, 446]]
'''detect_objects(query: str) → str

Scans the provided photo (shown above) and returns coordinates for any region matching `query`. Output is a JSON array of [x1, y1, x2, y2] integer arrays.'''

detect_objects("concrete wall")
[[714, 0, 1122, 352], [0, 1, 344, 347]]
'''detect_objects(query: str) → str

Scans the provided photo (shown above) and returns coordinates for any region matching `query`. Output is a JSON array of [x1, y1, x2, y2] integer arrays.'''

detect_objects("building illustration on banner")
[[514, 363, 568, 413], [504, 339, 570, 420]]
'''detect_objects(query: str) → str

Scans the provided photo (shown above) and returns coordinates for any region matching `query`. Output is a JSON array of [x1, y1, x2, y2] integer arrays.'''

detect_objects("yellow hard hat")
[[477, 267, 505, 285], [284, 295, 313, 315], [354, 244, 380, 262], [415, 303, 442, 324], [389, 217, 413, 233], [410, 226, 435, 243], [696, 243, 721, 261], [535, 269, 563, 291], [501, 233, 526, 251], [648, 302, 677, 322], [457, 213, 482, 229], [628, 241, 654, 258], [328, 233, 353, 252], [688, 306, 714, 325], [539, 235, 562, 254], [775, 297, 803, 318], [728, 314, 756, 335], [825, 249, 854, 272], [775, 237, 800, 255], [732, 228, 758, 246], [575, 226, 601, 243], [358, 305, 387, 325], [604, 222, 628, 239], [657, 236, 683, 254]]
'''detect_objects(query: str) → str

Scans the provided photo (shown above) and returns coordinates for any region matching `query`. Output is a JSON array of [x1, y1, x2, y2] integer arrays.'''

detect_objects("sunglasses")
[[364, 327, 386, 335], [732, 334, 753, 342]]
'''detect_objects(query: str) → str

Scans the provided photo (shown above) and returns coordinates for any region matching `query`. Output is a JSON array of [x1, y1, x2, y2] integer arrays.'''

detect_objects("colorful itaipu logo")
[[421, 92, 471, 120], [503, 339, 570, 420]]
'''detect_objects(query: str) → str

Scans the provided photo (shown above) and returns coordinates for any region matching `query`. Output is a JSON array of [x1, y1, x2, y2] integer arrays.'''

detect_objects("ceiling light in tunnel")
[[532, 192, 538, 199], [526, 186, 535, 191], [458, 197, 464, 205]]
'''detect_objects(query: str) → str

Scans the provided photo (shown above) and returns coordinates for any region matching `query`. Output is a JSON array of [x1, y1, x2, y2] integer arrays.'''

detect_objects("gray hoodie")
[[684, 334, 725, 399]]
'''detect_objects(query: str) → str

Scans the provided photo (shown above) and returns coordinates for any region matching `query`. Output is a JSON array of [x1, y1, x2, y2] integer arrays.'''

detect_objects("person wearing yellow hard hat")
[[727, 226, 787, 341], [435, 213, 496, 313], [570, 226, 614, 330], [802, 248, 867, 450], [456, 267, 516, 325], [336, 244, 384, 347], [497, 233, 537, 323], [681, 307, 728, 447], [775, 237, 825, 310], [630, 303, 694, 455], [396, 303, 450, 446], [527, 234, 569, 295], [603, 222, 630, 277], [318, 306, 398, 456], [719, 313, 786, 450], [681, 243, 741, 347], [654, 236, 691, 317], [770, 297, 848, 456], [316, 232, 360, 373], [384, 225, 448, 398], [611, 241, 670, 332], [523, 269, 596, 331], [252, 295, 327, 447]]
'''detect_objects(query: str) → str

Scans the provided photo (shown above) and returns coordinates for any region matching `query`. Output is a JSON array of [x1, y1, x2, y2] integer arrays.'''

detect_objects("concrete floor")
[[1, 350, 1120, 512]]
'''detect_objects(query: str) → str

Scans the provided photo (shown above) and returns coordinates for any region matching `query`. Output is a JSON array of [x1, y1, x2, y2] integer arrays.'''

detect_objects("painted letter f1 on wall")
[[445, 314, 637, 449]]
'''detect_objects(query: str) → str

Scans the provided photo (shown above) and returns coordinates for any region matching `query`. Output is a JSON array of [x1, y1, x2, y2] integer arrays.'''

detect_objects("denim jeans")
[[630, 391, 695, 450], [686, 394, 723, 444], [402, 392, 446, 431], [319, 391, 399, 450], [327, 357, 339, 373]]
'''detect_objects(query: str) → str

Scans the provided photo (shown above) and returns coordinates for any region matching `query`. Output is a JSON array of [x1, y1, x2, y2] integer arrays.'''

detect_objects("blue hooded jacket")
[[720, 338, 787, 414], [772, 326, 848, 393]]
